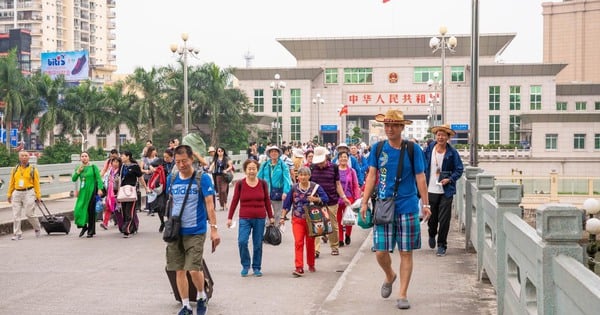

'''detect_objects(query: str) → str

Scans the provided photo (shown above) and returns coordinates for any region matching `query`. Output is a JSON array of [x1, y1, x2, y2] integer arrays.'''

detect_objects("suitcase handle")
[[36, 200, 54, 219]]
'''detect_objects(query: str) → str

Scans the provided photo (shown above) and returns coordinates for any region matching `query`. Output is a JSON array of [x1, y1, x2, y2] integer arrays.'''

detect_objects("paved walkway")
[[1, 189, 497, 314]]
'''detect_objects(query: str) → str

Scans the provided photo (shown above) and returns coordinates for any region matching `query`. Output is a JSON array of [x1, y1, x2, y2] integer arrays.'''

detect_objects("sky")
[[115, 0, 558, 74]]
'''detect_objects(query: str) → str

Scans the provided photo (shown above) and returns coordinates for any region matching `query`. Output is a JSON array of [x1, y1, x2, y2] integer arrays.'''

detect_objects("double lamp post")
[[270, 74, 286, 147], [171, 33, 199, 138], [429, 26, 457, 127]]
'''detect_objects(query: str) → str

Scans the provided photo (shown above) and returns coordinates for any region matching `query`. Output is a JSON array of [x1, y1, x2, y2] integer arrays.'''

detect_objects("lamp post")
[[429, 26, 457, 125], [270, 74, 286, 147], [427, 72, 441, 131], [584, 198, 600, 272], [312, 93, 325, 144], [170, 33, 199, 138]]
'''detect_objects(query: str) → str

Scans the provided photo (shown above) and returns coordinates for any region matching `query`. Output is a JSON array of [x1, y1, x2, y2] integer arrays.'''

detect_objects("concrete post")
[[535, 204, 584, 315], [549, 170, 559, 202], [464, 166, 483, 250], [475, 173, 495, 281]]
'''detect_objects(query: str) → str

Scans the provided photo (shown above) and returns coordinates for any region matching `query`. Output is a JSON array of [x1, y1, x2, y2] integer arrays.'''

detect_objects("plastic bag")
[[263, 224, 282, 246], [342, 206, 357, 225], [357, 208, 373, 229], [95, 195, 104, 216]]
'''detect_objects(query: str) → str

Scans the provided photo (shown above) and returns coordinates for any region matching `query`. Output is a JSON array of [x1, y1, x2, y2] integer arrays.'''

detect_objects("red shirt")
[[228, 178, 273, 220]]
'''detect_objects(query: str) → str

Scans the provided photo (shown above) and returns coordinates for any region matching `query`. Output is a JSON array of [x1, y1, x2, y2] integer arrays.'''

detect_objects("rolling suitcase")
[[37, 200, 71, 235], [166, 259, 214, 302]]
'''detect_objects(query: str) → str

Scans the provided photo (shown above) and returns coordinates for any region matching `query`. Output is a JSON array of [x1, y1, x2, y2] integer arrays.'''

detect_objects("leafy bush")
[[0, 145, 18, 167], [37, 139, 81, 164], [119, 142, 145, 160]]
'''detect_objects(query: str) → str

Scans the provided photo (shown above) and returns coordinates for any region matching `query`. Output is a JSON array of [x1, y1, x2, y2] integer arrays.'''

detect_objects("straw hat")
[[374, 109, 413, 125], [312, 146, 330, 164], [208, 146, 216, 153], [431, 124, 456, 136]]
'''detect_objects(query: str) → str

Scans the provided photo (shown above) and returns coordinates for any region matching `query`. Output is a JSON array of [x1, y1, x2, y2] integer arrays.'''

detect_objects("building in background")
[[0, 28, 31, 73], [0, 0, 116, 84]]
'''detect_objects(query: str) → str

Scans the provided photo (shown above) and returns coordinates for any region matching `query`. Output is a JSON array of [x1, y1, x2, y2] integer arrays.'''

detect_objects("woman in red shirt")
[[227, 159, 275, 277]]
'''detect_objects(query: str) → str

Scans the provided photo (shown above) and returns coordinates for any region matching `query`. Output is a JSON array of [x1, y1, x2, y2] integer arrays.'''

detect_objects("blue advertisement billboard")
[[40, 51, 89, 81]]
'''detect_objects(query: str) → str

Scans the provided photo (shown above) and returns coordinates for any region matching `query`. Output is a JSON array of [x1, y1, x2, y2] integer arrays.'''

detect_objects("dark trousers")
[[86, 194, 96, 236], [427, 193, 454, 247]]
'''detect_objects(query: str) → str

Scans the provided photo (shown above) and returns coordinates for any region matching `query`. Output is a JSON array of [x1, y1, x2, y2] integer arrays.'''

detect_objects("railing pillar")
[[475, 173, 495, 281], [464, 166, 483, 250], [493, 183, 522, 315], [535, 204, 584, 315], [549, 170, 559, 202]]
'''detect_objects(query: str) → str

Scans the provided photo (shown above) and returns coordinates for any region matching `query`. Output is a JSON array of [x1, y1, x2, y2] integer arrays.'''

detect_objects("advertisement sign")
[[41, 51, 89, 81]]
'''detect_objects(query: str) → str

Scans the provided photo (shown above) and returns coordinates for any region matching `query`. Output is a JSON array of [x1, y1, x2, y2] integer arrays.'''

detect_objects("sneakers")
[[196, 298, 208, 315], [35, 230, 41, 238], [253, 269, 263, 277], [177, 306, 193, 315], [345, 235, 351, 245], [381, 273, 397, 298], [292, 268, 304, 277], [428, 236, 436, 249], [436, 246, 447, 257], [11, 235, 23, 240], [241, 268, 249, 277], [396, 298, 411, 309]]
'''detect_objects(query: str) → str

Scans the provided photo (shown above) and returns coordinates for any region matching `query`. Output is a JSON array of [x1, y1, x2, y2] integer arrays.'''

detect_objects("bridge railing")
[[456, 166, 600, 314]]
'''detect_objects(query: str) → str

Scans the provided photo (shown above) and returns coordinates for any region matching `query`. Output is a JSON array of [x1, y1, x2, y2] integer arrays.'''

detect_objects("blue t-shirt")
[[167, 171, 215, 235], [367, 141, 425, 214]]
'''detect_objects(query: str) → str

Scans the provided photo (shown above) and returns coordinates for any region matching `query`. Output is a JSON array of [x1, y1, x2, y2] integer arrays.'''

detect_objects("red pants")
[[292, 216, 315, 269], [337, 202, 353, 242]]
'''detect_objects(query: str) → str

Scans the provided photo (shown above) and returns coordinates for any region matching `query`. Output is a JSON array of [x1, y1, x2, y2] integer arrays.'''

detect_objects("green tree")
[[63, 80, 103, 138], [31, 73, 68, 146], [99, 81, 139, 151], [0, 50, 27, 151], [126, 67, 165, 141]]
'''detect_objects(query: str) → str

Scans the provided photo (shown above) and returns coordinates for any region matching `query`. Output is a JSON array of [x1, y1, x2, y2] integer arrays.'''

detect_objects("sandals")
[[331, 249, 339, 256]]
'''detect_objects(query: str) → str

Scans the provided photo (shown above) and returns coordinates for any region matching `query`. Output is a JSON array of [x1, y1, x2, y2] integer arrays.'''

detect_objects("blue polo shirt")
[[167, 171, 215, 235]]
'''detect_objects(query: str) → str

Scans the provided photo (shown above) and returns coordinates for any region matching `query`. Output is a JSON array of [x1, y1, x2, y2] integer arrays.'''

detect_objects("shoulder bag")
[[303, 183, 333, 237], [163, 171, 196, 243], [373, 141, 407, 225]]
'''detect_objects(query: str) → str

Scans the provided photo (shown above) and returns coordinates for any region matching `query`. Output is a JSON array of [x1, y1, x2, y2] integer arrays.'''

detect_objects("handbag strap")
[[391, 141, 407, 198], [171, 170, 196, 217]]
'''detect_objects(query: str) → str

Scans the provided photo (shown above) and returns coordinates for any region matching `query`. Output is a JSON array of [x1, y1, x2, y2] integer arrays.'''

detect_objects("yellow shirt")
[[7, 164, 42, 199]]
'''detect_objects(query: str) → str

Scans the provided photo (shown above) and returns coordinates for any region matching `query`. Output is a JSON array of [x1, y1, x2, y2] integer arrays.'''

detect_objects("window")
[[119, 134, 126, 145], [290, 89, 301, 113], [595, 134, 600, 150], [413, 67, 441, 83], [344, 68, 373, 84], [556, 102, 567, 111], [488, 86, 500, 110], [96, 134, 107, 149], [325, 68, 338, 84], [574, 134, 585, 149], [451, 66, 464, 82], [253, 89, 264, 113], [545, 134, 557, 150], [290, 117, 301, 141], [488, 115, 500, 144], [509, 115, 520, 145], [272, 89, 282, 113], [575, 101, 587, 111], [595, 102, 600, 110], [530, 85, 542, 110], [509, 86, 520, 110]]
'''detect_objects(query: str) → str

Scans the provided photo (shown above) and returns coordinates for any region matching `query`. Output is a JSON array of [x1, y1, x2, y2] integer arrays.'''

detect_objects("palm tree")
[[31, 73, 67, 146], [62, 80, 103, 140], [99, 81, 139, 151], [126, 67, 165, 141], [0, 50, 27, 150]]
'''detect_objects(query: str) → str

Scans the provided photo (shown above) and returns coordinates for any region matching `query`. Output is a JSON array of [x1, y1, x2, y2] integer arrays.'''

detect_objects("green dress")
[[72, 164, 104, 227]]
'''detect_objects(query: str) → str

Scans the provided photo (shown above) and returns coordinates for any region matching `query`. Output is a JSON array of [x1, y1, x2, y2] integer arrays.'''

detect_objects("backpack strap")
[[375, 140, 385, 170]]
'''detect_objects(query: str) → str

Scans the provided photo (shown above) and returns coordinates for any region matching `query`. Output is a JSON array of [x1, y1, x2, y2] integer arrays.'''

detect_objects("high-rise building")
[[543, 0, 600, 83], [0, 0, 116, 83]]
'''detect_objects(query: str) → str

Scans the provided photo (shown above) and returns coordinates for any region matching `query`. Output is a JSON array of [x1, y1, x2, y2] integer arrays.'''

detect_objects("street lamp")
[[312, 93, 325, 144], [429, 26, 457, 125], [427, 72, 441, 130], [270, 73, 286, 147], [584, 198, 600, 271], [170, 33, 199, 138]]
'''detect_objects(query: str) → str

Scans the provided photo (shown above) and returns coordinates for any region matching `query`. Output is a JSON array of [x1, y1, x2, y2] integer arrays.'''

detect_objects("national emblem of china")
[[388, 72, 398, 83]]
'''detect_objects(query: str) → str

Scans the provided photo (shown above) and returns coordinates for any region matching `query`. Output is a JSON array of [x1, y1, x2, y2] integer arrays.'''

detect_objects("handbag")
[[224, 171, 233, 184], [163, 171, 196, 243], [117, 185, 137, 202], [372, 141, 407, 225], [358, 208, 374, 229], [303, 184, 333, 237], [269, 186, 283, 201]]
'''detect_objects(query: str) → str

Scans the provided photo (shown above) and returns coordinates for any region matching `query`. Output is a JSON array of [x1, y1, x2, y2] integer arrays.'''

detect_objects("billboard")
[[41, 51, 89, 81]]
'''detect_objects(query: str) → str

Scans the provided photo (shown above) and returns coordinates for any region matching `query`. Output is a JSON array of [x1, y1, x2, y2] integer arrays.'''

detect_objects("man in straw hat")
[[423, 124, 463, 257], [360, 109, 431, 310]]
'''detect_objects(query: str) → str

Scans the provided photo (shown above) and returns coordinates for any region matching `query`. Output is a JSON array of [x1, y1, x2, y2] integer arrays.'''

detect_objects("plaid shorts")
[[373, 212, 421, 252]]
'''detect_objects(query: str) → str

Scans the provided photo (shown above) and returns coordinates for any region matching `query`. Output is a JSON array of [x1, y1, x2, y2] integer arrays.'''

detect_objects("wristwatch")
[[210, 224, 218, 229]]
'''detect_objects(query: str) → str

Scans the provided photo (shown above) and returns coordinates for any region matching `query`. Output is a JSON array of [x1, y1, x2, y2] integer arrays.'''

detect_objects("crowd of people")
[[7, 110, 465, 313]]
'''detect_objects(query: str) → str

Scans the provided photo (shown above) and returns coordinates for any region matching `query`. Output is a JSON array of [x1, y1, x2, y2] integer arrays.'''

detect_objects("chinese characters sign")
[[345, 92, 439, 106]]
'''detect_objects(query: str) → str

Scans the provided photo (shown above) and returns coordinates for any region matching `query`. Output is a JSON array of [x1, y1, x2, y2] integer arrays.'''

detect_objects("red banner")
[[339, 105, 349, 116]]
